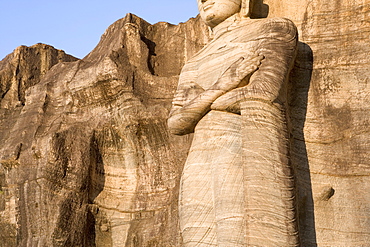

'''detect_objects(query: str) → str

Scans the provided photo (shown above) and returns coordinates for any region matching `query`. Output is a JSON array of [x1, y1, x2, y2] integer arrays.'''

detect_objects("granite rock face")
[[264, 0, 370, 246], [0, 44, 78, 246], [0, 44, 78, 109], [0, 14, 209, 246], [0, 0, 370, 245]]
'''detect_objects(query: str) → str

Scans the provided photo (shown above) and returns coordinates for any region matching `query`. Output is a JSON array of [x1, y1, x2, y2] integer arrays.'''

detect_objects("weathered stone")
[[0, 44, 78, 247], [0, 0, 369, 245], [170, 0, 370, 245], [0, 13, 209, 246], [169, 0, 299, 246], [263, 0, 370, 246], [0, 44, 78, 109]]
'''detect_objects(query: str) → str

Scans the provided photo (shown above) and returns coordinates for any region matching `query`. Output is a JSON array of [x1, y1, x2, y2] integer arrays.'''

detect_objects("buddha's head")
[[197, 0, 254, 28]]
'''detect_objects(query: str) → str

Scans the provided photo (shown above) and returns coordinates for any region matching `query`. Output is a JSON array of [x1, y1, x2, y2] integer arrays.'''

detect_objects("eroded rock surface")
[[265, 1, 370, 246], [0, 14, 209, 246]]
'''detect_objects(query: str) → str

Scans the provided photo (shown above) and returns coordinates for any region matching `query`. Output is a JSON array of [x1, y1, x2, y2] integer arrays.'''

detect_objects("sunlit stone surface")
[[1, 0, 370, 245]]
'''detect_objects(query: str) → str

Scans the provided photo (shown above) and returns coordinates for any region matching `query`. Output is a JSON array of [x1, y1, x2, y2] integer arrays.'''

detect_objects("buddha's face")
[[197, 0, 242, 28]]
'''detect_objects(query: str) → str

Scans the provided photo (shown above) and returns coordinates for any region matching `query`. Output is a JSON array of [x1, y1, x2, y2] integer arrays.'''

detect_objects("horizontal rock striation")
[[0, 14, 209, 246]]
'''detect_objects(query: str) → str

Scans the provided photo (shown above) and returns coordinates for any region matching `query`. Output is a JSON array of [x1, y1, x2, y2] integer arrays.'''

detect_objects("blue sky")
[[0, 1, 199, 60]]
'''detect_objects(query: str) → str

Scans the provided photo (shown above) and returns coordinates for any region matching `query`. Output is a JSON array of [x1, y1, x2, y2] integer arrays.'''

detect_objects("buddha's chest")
[[181, 39, 258, 89]]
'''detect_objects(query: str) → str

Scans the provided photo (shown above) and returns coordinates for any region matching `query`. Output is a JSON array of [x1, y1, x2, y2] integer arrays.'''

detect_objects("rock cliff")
[[265, 0, 370, 245], [1, 0, 370, 245], [0, 14, 209, 246]]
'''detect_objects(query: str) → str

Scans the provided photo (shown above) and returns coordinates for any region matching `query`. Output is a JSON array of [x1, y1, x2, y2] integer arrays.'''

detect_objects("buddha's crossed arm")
[[212, 18, 298, 113], [168, 54, 263, 135]]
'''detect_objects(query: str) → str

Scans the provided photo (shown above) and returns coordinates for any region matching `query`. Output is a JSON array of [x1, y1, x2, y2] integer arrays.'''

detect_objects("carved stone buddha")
[[168, 0, 299, 246]]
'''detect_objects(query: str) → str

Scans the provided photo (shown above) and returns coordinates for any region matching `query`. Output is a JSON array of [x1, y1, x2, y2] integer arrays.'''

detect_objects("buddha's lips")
[[203, 2, 214, 11]]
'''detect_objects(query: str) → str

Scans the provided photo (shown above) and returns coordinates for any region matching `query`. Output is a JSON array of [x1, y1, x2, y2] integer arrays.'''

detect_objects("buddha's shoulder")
[[240, 17, 298, 39], [262, 17, 297, 35]]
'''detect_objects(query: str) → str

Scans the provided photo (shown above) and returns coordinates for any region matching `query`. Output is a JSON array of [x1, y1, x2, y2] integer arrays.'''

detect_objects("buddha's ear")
[[241, 0, 254, 17]]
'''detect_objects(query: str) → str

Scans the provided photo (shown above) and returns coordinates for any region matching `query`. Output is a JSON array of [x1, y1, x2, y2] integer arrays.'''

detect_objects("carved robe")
[[169, 16, 298, 246]]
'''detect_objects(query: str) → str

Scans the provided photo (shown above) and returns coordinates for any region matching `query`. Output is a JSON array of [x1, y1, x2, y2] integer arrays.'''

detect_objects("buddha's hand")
[[211, 53, 264, 93], [211, 87, 246, 114], [211, 53, 269, 114]]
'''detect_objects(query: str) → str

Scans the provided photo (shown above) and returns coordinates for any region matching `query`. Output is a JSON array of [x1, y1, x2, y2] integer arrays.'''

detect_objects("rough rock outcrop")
[[0, 44, 78, 246], [0, 44, 78, 109], [0, 14, 209, 246]]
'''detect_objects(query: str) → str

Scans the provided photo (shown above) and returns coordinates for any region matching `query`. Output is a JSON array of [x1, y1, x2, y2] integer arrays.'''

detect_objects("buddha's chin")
[[205, 14, 222, 28], [205, 14, 215, 22]]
